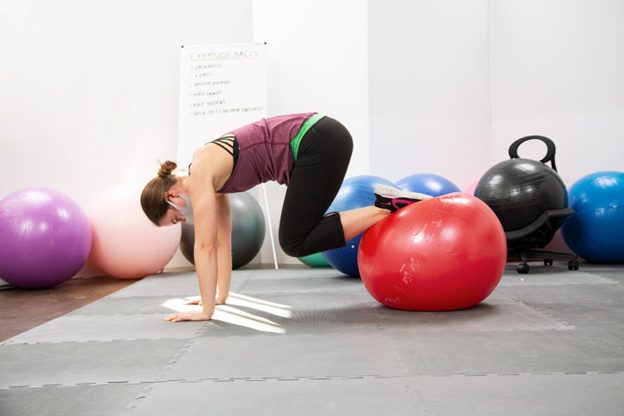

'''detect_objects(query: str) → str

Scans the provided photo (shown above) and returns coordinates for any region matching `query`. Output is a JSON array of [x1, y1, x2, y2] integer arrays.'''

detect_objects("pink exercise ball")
[[463, 180, 479, 196], [87, 187, 181, 279], [543, 229, 576, 256]]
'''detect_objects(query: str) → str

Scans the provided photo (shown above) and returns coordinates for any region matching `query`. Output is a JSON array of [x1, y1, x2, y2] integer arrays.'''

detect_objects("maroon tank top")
[[217, 112, 316, 193]]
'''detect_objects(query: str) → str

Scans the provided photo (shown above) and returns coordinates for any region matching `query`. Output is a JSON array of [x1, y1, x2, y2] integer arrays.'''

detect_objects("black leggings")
[[279, 116, 353, 257]]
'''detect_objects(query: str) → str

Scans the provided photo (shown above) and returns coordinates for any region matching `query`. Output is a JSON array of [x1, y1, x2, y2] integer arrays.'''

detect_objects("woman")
[[141, 112, 428, 322]]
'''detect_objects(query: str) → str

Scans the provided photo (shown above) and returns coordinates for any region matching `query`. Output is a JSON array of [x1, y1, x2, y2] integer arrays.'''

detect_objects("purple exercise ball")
[[0, 188, 92, 289]]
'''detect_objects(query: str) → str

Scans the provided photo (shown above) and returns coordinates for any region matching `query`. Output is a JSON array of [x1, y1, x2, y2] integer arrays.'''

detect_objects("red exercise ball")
[[359, 193, 507, 311]]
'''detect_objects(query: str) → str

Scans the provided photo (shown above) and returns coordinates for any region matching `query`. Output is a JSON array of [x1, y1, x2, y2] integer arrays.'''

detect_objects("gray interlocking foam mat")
[[1, 264, 623, 415]]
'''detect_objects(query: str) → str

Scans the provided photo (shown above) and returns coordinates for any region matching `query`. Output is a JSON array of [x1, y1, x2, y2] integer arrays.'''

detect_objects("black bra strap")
[[190, 136, 239, 177], [211, 142, 234, 156], [213, 137, 235, 145], [210, 137, 235, 156]]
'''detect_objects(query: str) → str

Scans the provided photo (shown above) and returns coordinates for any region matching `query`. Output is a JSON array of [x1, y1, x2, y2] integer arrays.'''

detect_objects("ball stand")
[[506, 207, 579, 274]]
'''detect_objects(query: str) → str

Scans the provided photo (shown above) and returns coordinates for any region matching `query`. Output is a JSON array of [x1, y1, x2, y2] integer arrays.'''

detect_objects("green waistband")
[[290, 113, 325, 161]]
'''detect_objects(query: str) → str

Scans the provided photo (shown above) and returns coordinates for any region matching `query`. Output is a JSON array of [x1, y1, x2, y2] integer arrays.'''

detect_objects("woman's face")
[[159, 206, 187, 226]]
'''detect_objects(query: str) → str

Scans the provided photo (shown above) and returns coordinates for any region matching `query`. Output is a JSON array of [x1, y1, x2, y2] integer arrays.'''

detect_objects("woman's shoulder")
[[190, 145, 234, 190]]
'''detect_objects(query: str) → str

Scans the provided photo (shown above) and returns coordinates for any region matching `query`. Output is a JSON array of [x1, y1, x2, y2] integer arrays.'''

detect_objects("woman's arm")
[[215, 194, 232, 304], [165, 184, 219, 322]]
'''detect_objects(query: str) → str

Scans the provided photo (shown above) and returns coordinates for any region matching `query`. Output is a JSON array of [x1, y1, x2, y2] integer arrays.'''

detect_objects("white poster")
[[177, 43, 267, 164]]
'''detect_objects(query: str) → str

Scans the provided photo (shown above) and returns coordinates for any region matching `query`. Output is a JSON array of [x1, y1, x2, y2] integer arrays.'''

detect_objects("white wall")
[[3, 1, 622, 275], [252, 0, 369, 264], [489, 0, 624, 186], [0, 0, 253, 276], [368, 0, 492, 189]]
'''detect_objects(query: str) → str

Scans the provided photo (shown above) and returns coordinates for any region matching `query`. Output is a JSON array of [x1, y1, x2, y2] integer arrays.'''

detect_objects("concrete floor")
[[1, 263, 623, 415]]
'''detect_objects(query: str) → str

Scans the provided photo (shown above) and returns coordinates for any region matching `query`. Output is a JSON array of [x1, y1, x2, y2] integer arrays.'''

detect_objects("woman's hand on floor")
[[215, 296, 227, 305], [185, 296, 202, 306], [164, 310, 212, 323], [185, 296, 227, 306]]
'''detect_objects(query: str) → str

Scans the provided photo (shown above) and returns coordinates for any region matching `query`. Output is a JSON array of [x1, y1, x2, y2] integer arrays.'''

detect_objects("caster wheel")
[[517, 263, 530, 274], [544, 259, 553, 267], [568, 259, 580, 271]]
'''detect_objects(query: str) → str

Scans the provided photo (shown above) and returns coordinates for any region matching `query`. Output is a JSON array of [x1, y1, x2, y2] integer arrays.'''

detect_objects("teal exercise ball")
[[298, 252, 331, 268]]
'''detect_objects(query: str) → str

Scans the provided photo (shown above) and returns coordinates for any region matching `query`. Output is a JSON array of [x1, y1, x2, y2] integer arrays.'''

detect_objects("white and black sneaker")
[[374, 185, 433, 212]]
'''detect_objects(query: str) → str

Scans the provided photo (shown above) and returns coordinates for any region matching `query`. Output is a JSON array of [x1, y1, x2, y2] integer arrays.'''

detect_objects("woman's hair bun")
[[157, 160, 178, 178]]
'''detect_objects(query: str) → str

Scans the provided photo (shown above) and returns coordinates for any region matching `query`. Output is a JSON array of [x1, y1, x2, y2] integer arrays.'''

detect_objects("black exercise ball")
[[179, 223, 195, 264], [180, 192, 266, 269], [475, 136, 568, 232]]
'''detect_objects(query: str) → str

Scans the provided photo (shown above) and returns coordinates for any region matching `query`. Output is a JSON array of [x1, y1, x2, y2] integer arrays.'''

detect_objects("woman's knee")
[[280, 242, 306, 258], [279, 234, 306, 258]]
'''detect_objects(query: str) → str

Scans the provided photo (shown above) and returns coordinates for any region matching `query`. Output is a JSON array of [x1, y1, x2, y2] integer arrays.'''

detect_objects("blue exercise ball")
[[322, 175, 395, 278], [396, 173, 460, 197], [562, 171, 624, 263]]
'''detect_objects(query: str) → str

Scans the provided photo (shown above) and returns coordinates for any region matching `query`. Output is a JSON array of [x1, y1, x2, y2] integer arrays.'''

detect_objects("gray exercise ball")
[[179, 192, 266, 269]]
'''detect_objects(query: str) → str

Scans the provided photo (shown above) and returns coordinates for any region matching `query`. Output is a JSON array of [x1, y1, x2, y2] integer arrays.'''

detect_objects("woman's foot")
[[374, 184, 432, 212]]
